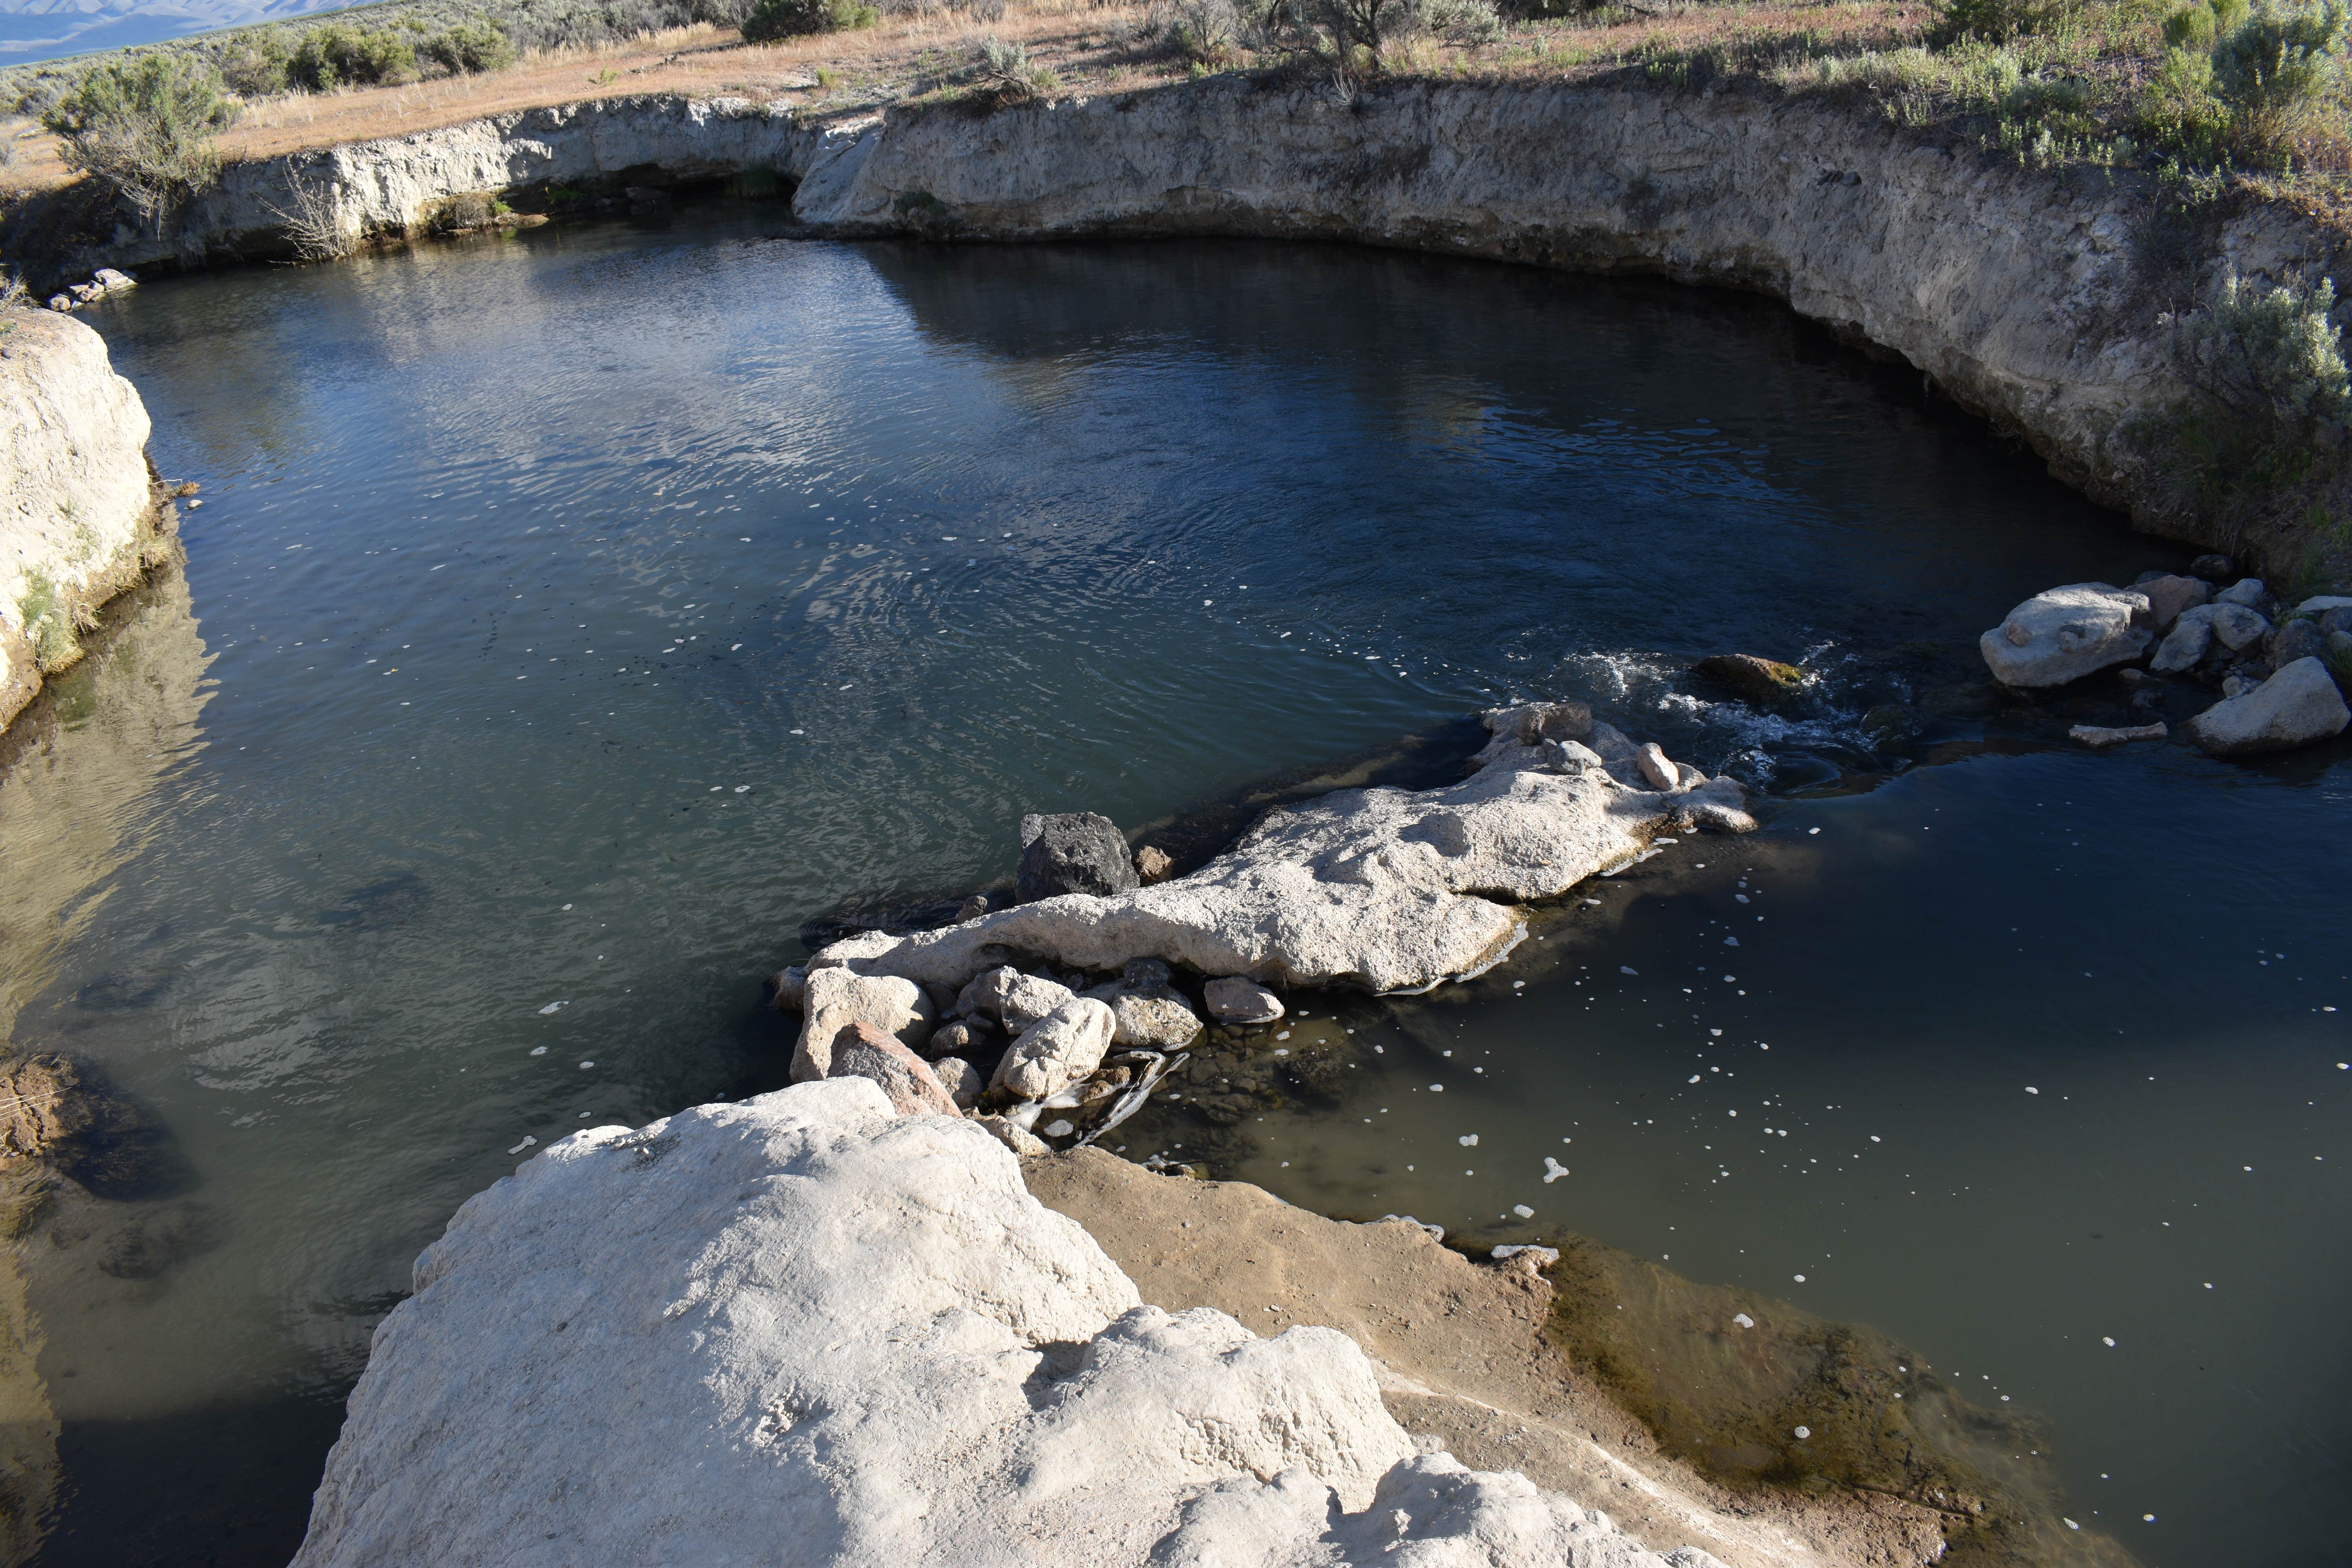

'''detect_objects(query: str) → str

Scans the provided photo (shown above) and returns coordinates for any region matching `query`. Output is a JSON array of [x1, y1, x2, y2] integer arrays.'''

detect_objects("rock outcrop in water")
[[1979, 583, 2152, 688], [0, 305, 169, 734], [805, 712, 1744, 996], [291, 1078, 1726, 1568], [1985, 568, 2351, 756], [2182, 655, 2350, 755]]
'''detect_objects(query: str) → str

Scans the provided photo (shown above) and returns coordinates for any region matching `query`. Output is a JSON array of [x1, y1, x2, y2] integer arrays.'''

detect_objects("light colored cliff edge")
[[791, 78, 2345, 567], [35, 95, 824, 275], [39, 80, 2343, 572], [0, 306, 168, 734], [292, 1078, 1732, 1568]]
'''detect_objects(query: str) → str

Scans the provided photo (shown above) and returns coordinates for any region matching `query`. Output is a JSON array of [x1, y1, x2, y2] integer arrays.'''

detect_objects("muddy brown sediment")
[[1027, 1146, 2131, 1568]]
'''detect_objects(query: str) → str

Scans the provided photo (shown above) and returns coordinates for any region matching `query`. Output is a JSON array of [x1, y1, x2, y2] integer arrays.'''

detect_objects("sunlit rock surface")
[[0, 306, 162, 731], [811, 744, 1676, 994], [292, 1080, 1710, 1568]]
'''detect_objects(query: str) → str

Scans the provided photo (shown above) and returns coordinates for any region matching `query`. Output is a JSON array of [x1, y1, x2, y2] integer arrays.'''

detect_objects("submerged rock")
[[991, 996, 1115, 1100], [0, 1053, 187, 1200], [1670, 777, 1758, 836], [1017, 812, 1139, 903], [1692, 653, 1807, 704], [2183, 657, 2351, 755], [1978, 583, 2150, 687], [2069, 721, 2167, 748], [791, 968, 935, 1083], [805, 737, 1675, 995], [1204, 976, 1284, 1025]]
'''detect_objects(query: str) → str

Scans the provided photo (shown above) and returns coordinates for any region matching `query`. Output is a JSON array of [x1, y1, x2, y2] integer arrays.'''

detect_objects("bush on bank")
[[741, 0, 879, 43], [37, 54, 238, 232]]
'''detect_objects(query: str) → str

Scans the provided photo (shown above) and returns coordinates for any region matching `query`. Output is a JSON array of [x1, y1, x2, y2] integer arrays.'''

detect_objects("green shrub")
[[1935, 0, 2071, 44], [740, 0, 878, 41], [2162, 0, 2248, 44], [289, 22, 421, 90], [1167, 0, 1245, 66], [422, 22, 517, 74], [40, 54, 239, 231], [2173, 270, 2352, 428], [2210, 0, 2348, 153], [2136, 45, 2234, 154], [219, 28, 295, 96], [1259, 0, 1500, 67], [972, 34, 1054, 97]]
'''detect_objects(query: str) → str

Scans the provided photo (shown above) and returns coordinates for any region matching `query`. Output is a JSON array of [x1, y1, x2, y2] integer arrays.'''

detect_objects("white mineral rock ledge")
[[292, 1079, 1726, 1568], [809, 724, 1751, 997], [1, 306, 165, 734]]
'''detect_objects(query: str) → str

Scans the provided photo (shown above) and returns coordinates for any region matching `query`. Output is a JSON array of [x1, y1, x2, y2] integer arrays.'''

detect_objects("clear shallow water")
[[4, 213, 2341, 1566]]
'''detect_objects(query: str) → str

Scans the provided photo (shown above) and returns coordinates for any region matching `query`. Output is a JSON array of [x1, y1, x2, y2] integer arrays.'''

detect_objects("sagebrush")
[[39, 54, 238, 232]]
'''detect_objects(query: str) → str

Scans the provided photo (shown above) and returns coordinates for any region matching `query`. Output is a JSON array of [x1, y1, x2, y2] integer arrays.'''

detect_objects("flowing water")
[[5, 211, 2345, 1567]]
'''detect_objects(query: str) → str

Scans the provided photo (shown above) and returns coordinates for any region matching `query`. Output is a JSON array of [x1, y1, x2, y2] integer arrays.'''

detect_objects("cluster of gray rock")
[[42, 269, 136, 312], [1981, 555, 2352, 756], [776, 945, 1285, 1152], [772, 699, 1753, 1152]]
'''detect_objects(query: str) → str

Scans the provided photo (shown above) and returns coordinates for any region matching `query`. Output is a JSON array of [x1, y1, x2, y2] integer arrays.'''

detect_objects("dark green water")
[[5, 213, 2343, 1566]]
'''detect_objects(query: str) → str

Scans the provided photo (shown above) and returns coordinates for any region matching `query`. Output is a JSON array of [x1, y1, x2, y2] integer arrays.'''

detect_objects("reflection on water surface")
[[0, 216, 2341, 1567]]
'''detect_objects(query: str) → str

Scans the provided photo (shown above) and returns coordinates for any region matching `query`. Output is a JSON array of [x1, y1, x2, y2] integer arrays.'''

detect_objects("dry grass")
[[0, 4, 1184, 195], [6, 0, 2345, 202], [0, 0, 1954, 196]]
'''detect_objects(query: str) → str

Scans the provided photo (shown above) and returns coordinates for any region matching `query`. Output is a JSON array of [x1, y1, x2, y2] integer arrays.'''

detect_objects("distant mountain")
[[0, 0, 355, 70]]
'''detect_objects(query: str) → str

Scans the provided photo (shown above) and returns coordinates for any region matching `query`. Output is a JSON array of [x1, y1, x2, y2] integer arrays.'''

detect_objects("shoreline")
[[10, 74, 2349, 582]]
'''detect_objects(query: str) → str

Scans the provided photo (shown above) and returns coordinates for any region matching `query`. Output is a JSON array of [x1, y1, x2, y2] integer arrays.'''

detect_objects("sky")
[[0, 0, 350, 71]]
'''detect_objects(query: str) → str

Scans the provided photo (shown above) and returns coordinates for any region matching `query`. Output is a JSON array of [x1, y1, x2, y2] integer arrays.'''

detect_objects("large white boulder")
[[291, 1081, 1698, 1568], [1, 307, 160, 733], [2183, 657, 2352, 756], [1978, 583, 2151, 687], [809, 744, 1675, 995]]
